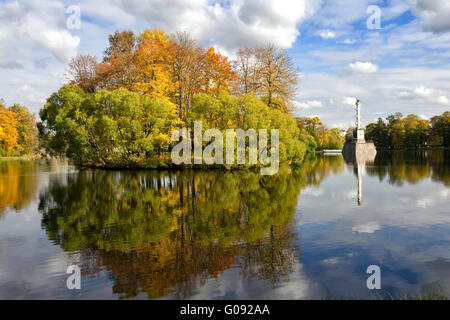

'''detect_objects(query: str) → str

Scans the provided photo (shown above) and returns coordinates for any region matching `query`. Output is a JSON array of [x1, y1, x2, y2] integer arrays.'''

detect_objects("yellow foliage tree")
[[134, 30, 174, 101], [202, 47, 236, 95], [0, 106, 18, 152]]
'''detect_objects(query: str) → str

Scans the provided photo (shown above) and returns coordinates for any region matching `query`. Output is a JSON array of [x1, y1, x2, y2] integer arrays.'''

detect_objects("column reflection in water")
[[343, 150, 376, 206]]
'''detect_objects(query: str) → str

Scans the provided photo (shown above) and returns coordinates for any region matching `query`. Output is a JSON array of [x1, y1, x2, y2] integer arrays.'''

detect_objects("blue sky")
[[0, 0, 449, 128]]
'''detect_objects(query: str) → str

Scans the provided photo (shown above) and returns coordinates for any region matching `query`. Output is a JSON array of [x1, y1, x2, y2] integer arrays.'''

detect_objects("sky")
[[0, 0, 449, 129]]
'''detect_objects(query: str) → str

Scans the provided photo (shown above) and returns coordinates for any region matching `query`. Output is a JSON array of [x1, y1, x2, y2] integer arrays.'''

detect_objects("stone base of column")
[[342, 139, 377, 165]]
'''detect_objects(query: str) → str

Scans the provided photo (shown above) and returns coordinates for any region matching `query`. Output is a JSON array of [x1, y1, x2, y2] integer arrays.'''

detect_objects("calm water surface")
[[0, 150, 449, 299]]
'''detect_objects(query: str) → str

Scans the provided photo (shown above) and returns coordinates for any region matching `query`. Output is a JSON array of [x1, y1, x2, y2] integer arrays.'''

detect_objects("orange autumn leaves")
[[0, 102, 38, 156], [66, 29, 298, 121], [0, 106, 18, 152], [68, 29, 237, 117]]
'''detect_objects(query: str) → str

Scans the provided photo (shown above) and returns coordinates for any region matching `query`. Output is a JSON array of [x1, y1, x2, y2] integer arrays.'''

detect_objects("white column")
[[356, 100, 361, 129]]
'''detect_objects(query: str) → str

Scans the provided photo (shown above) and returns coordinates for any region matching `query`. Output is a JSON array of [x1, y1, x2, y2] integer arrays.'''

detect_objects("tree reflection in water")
[[366, 149, 450, 186], [38, 162, 324, 299], [0, 160, 45, 218], [37, 150, 449, 299]]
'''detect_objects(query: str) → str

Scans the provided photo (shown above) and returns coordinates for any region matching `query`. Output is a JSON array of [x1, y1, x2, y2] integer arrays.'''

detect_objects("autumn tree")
[[168, 31, 203, 119], [233, 45, 298, 112], [430, 111, 450, 147], [0, 105, 18, 153], [61, 29, 240, 123], [296, 116, 322, 136], [233, 48, 260, 96], [98, 30, 139, 91], [403, 114, 429, 148], [134, 29, 174, 100], [295, 116, 343, 151], [364, 112, 448, 149], [201, 47, 236, 96], [9, 104, 38, 154], [66, 54, 99, 93], [0, 101, 38, 156], [256, 44, 298, 112]]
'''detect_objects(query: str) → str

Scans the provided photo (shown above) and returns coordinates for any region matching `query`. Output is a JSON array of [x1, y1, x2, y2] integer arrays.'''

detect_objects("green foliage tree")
[[39, 85, 176, 167], [296, 116, 344, 151], [39, 86, 310, 168], [186, 93, 308, 164]]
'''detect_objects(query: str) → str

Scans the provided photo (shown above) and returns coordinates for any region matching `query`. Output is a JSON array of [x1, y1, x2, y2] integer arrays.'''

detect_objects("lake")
[[0, 150, 449, 299]]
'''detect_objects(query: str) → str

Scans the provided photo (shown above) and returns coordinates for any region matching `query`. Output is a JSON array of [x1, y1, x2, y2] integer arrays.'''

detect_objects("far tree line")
[[364, 112, 450, 149]]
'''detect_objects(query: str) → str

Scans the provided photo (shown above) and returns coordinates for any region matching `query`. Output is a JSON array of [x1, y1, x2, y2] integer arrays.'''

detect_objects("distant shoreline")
[[0, 155, 41, 161], [375, 146, 450, 151]]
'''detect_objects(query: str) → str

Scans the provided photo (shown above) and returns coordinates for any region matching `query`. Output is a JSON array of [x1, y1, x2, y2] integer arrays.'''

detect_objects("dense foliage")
[[0, 100, 38, 156], [296, 116, 345, 150], [65, 29, 298, 114], [365, 112, 450, 149], [39, 85, 308, 167]]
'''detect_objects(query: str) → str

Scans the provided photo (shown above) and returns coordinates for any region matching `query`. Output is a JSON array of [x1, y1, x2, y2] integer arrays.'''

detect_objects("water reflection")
[[38, 167, 310, 299], [0, 151, 449, 299], [0, 160, 39, 216], [299, 150, 450, 298], [0, 158, 75, 218], [367, 149, 450, 187]]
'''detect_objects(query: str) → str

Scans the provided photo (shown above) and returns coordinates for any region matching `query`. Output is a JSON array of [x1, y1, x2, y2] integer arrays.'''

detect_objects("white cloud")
[[302, 187, 324, 197], [411, 0, 450, 33], [352, 221, 381, 234], [342, 97, 357, 106], [1, 0, 450, 126], [295, 100, 323, 110], [17, 85, 47, 105], [322, 257, 340, 264], [309, 0, 373, 29], [398, 86, 450, 106], [341, 38, 356, 44], [23, 26, 80, 63], [318, 30, 336, 39], [349, 61, 379, 74], [331, 121, 355, 130], [441, 189, 450, 199], [296, 63, 450, 127], [414, 85, 434, 97], [116, 0, 320, 50], [437, 96, 450, 106], [0, 1, 80, 63], [416, 196, 434, 208]]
